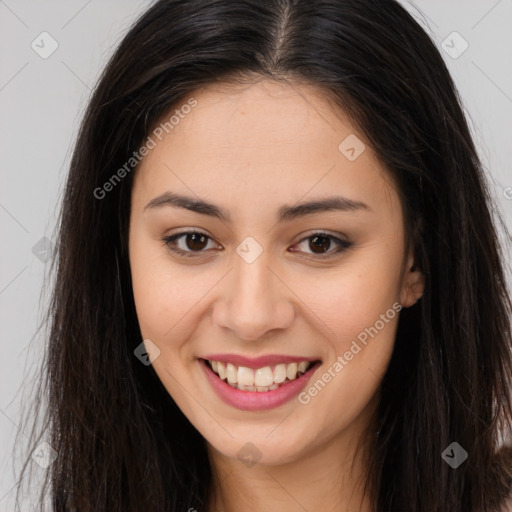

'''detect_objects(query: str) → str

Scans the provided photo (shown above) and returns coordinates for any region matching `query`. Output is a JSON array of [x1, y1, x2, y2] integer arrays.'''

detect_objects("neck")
[[206, 403, 378, 512]]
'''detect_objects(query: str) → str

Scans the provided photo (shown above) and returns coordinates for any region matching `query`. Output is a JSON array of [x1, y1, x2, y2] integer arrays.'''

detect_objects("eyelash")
[[160, 230, 353, 259]]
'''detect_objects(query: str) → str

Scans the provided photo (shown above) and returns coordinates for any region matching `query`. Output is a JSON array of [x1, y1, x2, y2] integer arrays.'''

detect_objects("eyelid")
[[295, 228, 348, 242]]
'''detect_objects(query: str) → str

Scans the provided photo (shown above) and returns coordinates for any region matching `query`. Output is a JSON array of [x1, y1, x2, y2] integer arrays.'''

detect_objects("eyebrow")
[[143, 191, 370, 222]]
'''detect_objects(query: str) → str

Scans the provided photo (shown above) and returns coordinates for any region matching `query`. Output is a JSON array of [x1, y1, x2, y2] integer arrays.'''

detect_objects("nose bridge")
[[213, 247, 294, 340], [235, 252, 273, 306]]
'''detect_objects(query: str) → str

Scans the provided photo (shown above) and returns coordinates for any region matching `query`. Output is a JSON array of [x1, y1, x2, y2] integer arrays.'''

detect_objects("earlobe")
[[400, 263, 425, 308], [400, 242, 425, 308]]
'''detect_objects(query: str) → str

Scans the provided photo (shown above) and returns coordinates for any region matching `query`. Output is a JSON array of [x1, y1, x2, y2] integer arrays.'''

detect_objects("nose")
[[211, 252, 295, 341]]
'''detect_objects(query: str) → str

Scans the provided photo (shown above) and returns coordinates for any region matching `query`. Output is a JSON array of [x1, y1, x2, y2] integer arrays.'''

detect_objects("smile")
[[207, 359, 313, 391], [200, 356, 321, 411]]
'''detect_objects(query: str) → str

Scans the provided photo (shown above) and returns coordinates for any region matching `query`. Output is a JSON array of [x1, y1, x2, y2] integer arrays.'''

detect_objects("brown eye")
[[309, 235, 333, 254], [161, 231, 218, 257], [292, 232, 353, 258], [183, 232, 208, 251]]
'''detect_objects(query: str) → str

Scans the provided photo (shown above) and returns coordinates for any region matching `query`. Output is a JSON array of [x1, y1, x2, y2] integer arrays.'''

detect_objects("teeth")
[[207, 359, 315, 390], [286, 362, 298, 380], [238, 366, 254, 387], [298, 361, 308, 373], [217, 361, 226, 380], [254, 366, 273, 387], [273, 364, 287, 384], [233, 382, 286, 391], [226, 363, 238, 384]]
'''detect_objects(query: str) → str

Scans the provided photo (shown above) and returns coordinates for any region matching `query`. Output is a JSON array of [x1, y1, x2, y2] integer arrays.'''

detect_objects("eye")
[[160, 230, 352, 259], [161, 230, 219, 257], [291, 232, 353, 258]]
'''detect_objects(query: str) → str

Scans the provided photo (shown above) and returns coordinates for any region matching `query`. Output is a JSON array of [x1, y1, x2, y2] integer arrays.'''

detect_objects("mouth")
[[199, 356, 321, 410], [205, 359, 316, 391]]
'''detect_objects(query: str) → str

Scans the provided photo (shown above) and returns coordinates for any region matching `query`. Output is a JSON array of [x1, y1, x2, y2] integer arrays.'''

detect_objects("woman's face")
[[128, 79, 424, 466]]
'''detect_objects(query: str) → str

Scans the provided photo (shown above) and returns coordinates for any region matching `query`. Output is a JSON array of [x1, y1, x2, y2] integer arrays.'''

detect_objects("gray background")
[[1, 1, 511, 509]]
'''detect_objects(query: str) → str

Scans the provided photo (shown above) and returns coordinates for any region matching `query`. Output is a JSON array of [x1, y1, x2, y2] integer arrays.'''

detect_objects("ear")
[[400, 242, 425, 308]]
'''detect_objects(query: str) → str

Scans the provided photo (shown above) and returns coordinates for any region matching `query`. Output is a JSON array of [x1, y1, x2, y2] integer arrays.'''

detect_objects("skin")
[[128, 78, 425, 512]]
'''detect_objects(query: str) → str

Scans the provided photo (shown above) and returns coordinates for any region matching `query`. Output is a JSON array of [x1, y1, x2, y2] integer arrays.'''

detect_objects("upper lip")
[[201, 353, 320, 369]]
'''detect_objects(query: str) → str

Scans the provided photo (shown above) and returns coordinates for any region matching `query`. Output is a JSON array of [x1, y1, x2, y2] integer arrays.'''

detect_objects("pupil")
[[187, 233, 207, 251], [310, 235, 330, 253]]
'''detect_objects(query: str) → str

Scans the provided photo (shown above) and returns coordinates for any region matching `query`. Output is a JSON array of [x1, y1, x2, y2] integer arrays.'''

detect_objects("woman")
[[16, 0, 512, 510]]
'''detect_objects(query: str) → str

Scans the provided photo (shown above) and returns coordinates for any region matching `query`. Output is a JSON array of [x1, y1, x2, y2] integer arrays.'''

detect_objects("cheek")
[[131, 269, 198, 345], [297, 268, 400, 430], [129, 231, 188, 341], [291, 250, 403, 348], [129, 236, 217, 369], [129, 252, 201, 401]]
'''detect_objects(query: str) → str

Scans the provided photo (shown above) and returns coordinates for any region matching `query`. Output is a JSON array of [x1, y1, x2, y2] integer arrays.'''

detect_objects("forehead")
[[159, 79, 360, 156], [131, 79, 401, 222]]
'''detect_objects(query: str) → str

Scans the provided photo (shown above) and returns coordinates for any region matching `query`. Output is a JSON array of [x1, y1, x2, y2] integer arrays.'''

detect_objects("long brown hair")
[[14, 0, 512, 510]]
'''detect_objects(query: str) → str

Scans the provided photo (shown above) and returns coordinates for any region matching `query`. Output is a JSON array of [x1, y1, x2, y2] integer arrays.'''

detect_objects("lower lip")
[[200, 359, 321, 411]]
